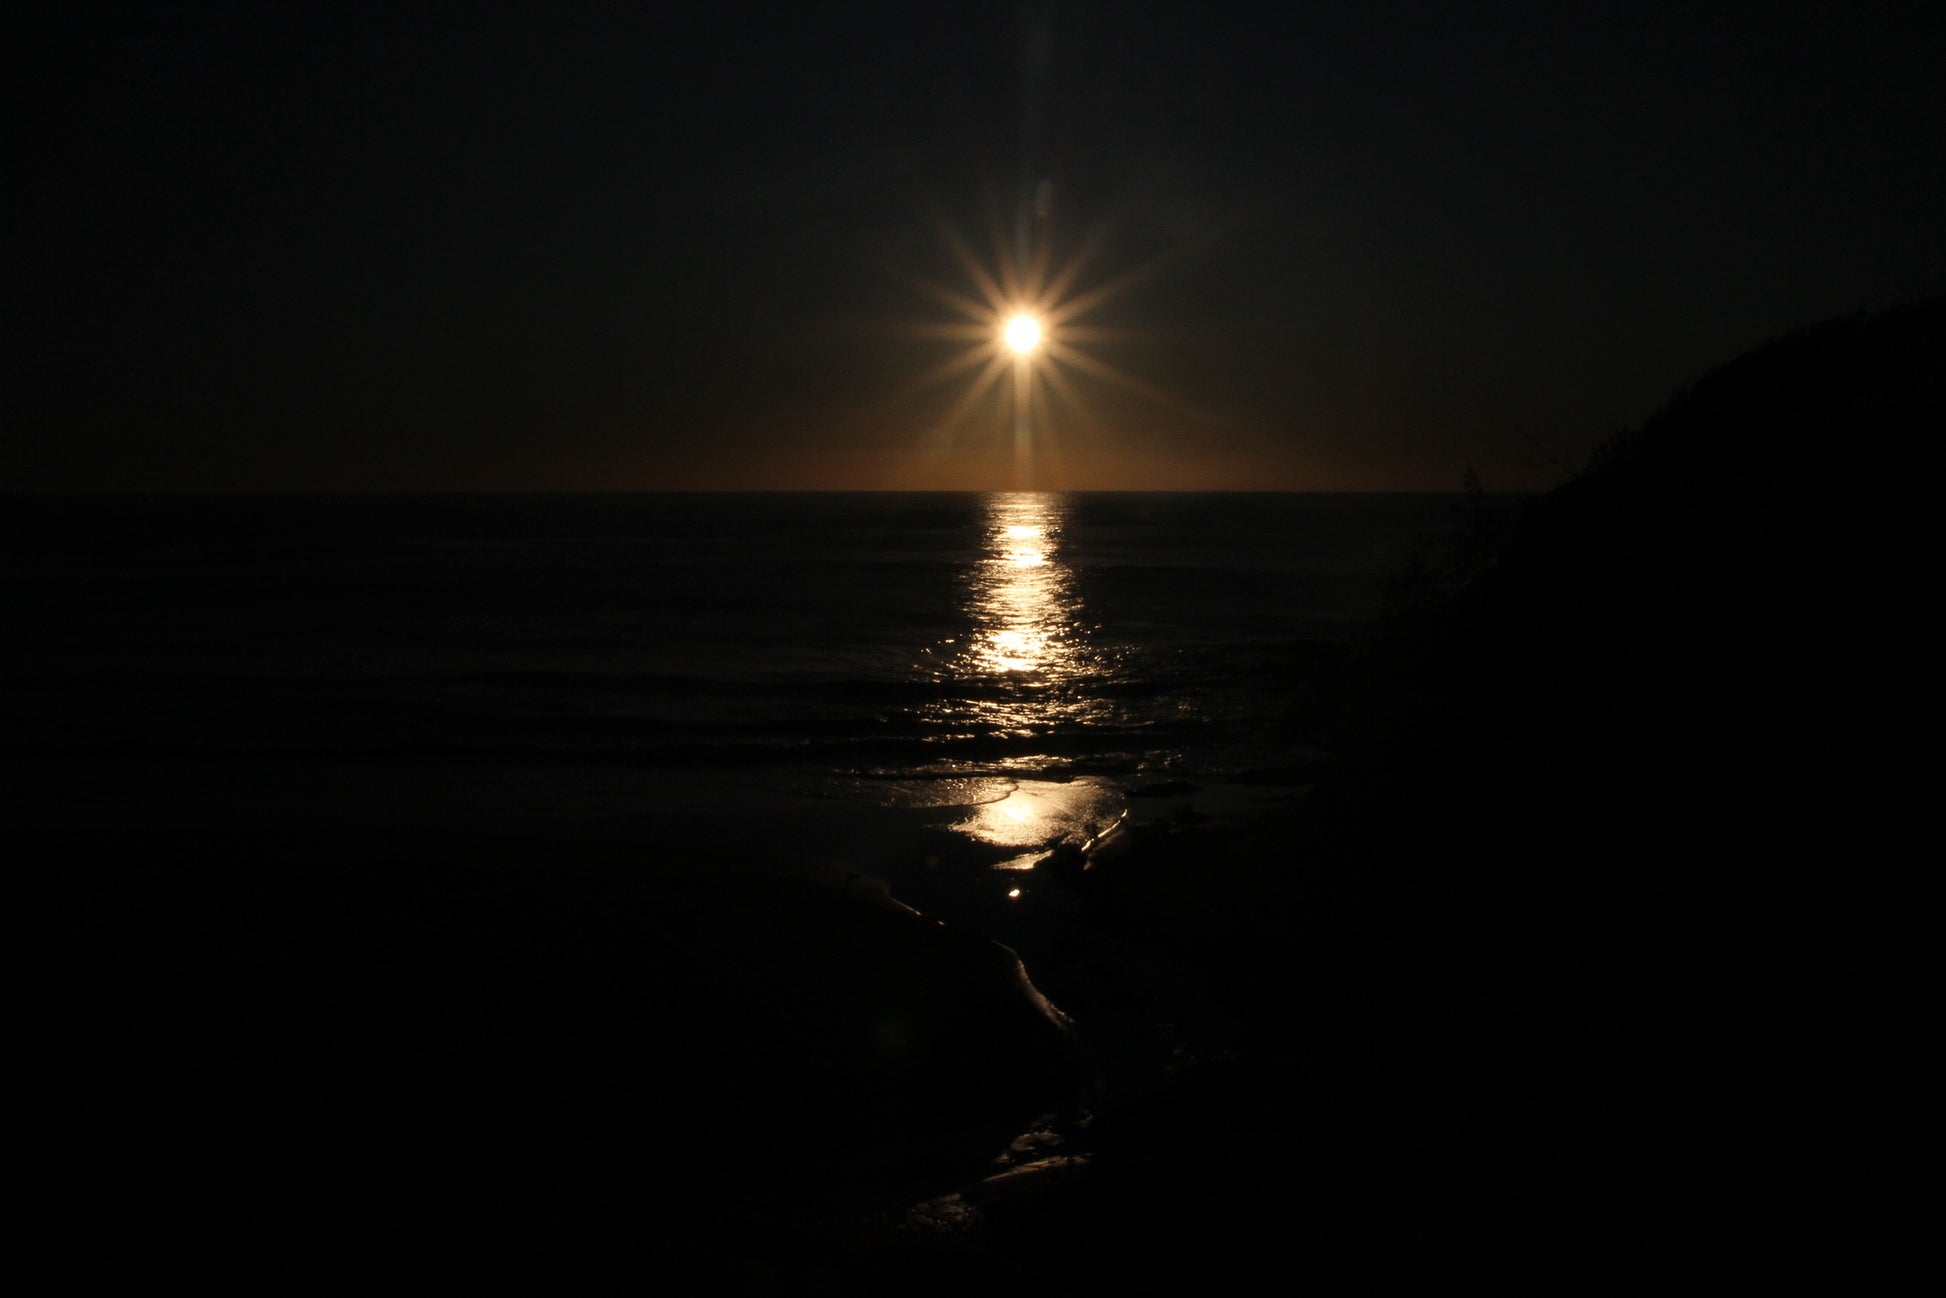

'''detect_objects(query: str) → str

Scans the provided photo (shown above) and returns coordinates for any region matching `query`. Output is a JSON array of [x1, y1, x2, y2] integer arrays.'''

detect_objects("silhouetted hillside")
[[1288, 296, 1940, 1287], [1341, 294, 1941, 858]]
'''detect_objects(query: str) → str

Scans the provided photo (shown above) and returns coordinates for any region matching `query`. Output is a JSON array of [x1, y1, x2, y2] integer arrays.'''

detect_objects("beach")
[[33, 781, 1337, 1288]]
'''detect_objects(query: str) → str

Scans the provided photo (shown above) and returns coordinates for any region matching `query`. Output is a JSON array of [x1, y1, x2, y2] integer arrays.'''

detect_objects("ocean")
[[6, 491, 1470, 921], [24, 488, 1503, 1276]]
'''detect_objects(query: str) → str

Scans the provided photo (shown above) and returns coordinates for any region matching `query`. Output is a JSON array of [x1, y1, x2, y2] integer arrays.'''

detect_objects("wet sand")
[[33, 819, 1074, 1285], [28, 709, 1930, 1292], [29, 747, 1330, 1289]]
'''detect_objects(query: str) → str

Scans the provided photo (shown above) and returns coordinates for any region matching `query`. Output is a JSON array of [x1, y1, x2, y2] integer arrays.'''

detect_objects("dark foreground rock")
[[34, 827, 1082, 1289]]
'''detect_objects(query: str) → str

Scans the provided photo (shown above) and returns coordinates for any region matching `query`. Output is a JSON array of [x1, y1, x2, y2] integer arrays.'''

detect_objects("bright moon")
[[1003, 313, 1043, 355]]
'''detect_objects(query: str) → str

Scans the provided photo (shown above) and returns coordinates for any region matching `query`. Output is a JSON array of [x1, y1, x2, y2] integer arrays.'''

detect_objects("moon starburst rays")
[[880, 195, 1215, 482]]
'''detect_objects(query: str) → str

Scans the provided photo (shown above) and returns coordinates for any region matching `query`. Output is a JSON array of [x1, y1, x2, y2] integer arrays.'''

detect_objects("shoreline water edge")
[[20, 491, 1491, 1285]]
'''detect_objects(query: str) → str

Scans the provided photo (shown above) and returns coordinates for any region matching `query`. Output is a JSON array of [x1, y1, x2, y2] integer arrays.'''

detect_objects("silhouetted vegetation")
[[1374, 467, 1520, 630]]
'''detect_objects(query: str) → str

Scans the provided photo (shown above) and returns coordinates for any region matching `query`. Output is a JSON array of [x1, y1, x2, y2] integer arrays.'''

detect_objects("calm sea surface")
[[5, 492, 1469, 900]]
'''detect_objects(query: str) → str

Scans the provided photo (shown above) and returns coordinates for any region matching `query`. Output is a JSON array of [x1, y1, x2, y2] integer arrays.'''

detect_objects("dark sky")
[[11, 1, 1943, 492]]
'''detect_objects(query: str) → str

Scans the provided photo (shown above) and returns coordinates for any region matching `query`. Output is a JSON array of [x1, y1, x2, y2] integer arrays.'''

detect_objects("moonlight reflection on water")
[[961, 492, 1090, 688], [951, 776, 1127, 868], [917, 492, 1129, 874]]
